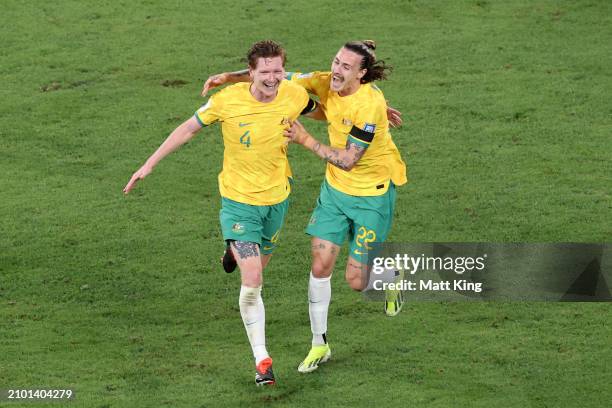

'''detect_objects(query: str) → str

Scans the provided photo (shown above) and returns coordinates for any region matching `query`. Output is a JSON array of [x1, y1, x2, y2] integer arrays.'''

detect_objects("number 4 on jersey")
[[240, 130, 251, 148]]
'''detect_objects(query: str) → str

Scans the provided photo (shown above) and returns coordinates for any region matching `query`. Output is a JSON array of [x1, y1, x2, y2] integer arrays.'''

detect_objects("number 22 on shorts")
[[355, 226, 376, 250]]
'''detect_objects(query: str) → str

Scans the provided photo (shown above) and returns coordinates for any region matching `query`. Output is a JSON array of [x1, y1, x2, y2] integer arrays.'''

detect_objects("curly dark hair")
[[343, 40, 392, 83]]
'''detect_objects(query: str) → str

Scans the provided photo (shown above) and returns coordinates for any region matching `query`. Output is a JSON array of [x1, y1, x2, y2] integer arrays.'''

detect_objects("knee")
[[312, 258, 333, 279], [345, 267, 365, 291], [240, 264, 263, 287], [239, 285, 261, 305], [345, 274, 364, 291]]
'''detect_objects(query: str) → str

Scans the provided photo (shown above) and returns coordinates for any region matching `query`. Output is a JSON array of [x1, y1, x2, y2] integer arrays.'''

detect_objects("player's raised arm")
[[123, 116, 202, 194], [200, 69, 249, 96], [284, 120, 366, 171]]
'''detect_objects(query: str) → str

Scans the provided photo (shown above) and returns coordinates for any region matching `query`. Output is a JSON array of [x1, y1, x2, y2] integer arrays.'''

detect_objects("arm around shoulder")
[[283, 120, 366, 171]]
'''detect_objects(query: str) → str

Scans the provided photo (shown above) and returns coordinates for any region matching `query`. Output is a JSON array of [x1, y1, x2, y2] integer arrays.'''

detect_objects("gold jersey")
[[195, 81, 310, 205], [289, 71, 407, 196]]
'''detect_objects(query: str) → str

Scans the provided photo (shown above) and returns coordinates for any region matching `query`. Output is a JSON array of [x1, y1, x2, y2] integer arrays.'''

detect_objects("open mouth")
[[332, 75, 343, 86], [263, 82, 278, 90]]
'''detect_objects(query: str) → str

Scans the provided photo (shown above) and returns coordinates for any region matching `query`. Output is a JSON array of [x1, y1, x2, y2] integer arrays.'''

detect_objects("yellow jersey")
[[195, 81, 310, 205], [289, 71, 407, 196]]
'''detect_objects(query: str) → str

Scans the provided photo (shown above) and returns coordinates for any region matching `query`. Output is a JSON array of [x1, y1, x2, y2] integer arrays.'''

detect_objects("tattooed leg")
[[231, 241, 260, 259], [310, 237, 340, 279], [231, 240, 268, 364], [231, 241, 263, 287]]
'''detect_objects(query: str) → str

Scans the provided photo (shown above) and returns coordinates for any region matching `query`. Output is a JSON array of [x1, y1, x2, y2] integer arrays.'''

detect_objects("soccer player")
[[200, 40, 407, 373], [123, 40, 318, 385], [283, 41, 407, 372]]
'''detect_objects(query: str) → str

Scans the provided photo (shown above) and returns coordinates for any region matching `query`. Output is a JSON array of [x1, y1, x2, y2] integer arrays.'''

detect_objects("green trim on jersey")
[[194, 114, 205, 127]]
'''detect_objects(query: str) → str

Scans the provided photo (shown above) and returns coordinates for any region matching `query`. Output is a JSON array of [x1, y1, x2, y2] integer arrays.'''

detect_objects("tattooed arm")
[[310, 139, 366, 171], [284, 120, 367, 171]]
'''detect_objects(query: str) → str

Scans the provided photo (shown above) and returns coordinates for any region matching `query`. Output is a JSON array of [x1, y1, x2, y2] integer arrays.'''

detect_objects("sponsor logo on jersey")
[[280, 117, 289, 125], [239, 122, 253, 127]]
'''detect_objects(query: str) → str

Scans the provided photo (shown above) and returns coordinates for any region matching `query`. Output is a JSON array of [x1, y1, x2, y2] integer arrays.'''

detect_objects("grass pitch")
[[1, 1, 611, 407]]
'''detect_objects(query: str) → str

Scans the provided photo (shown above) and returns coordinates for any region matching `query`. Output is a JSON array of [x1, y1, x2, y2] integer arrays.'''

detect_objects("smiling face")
[[249, 56, 285, 102], [330, 47, 367, 95]]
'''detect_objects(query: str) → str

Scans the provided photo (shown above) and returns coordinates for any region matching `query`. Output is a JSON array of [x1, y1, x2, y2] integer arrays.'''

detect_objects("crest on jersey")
[[363, 123, 376, 133], [232, 223, 245, 235], [342, 118, 353, 126]]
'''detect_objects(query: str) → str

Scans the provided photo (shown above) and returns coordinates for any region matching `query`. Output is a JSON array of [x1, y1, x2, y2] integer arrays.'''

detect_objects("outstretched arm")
[[283, 120, 366, 171], [123, 116, 203, 194]]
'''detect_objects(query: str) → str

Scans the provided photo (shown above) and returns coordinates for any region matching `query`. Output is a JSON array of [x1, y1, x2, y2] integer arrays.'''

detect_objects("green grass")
[[1, 0, 611, 407]]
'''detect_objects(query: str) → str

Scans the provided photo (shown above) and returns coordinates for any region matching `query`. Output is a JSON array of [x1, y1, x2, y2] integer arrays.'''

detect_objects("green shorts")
[[219, 197, 289, 255], [306, 180, 396, 263]]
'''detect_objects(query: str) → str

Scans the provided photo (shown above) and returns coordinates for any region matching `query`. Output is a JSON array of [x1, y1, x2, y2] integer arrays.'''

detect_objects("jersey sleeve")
[[194, 93, 223, 126], [286, 71, 329, 99], [286, 85, 316, 118], [297, 86, 318, 116], [348, 101, 386, 149], [300, 98, 317, 116]]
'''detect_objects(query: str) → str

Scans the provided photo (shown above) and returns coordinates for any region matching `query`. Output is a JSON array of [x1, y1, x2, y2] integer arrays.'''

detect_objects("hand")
[[386, 104, 403, 128], [123, 164, 154, 194], [283, 120, 311, 145], [201, 73, 229, 97]]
